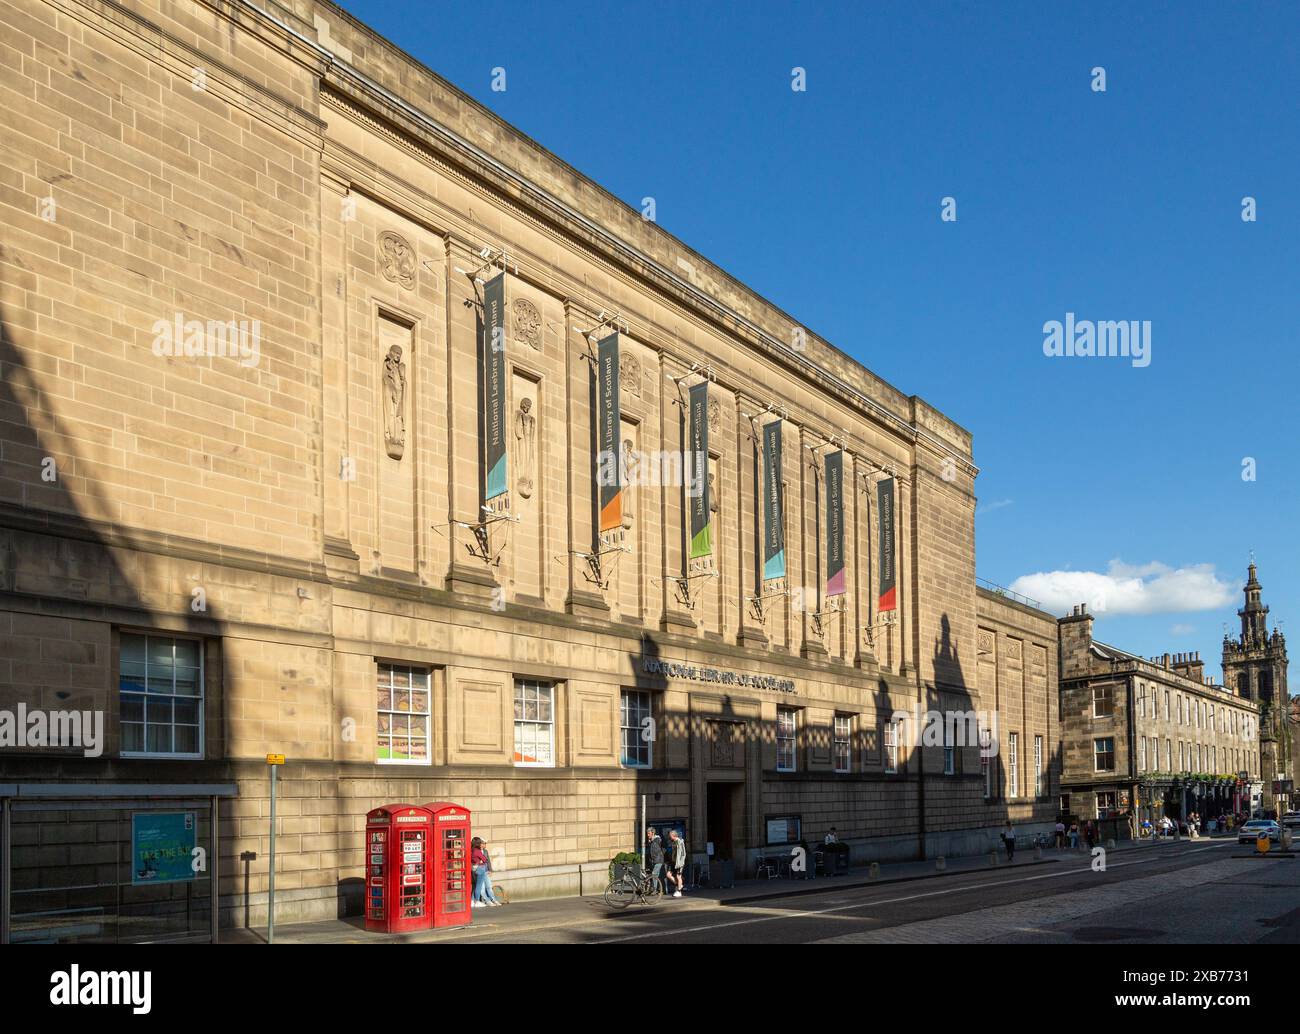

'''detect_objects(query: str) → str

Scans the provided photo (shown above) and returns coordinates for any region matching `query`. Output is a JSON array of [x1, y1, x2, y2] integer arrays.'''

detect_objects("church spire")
[[1240, 561, 1269, 645]]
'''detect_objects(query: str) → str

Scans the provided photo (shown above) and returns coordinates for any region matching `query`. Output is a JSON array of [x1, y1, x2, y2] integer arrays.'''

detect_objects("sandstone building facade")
[[1058, 597, 1264, 826], [0, 0, 1057, 936]]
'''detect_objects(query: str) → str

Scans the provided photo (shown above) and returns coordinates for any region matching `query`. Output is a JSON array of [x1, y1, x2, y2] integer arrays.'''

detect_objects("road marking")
[[592, 841, 1234, 943]]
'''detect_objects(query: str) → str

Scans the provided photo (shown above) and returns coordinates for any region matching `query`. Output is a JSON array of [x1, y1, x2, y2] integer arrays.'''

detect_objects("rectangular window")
[[376, 663, 431, 764], [1152, 690, 1159, 720], [1166, 739, 1172, 769], [1033, 734, 1043, 796], [513, 679, 555, 767], [980, 725, 993, 798], [1008, 732, 1019, 798], [1178, 741, 1185, 772], [777, 708, 797, 772], [1165, 690, 1170, 718], [620, 689, 653, 768], [1138, 684, 1146, 718], [1092, 684, 1113, 718], [833, 715, 851, 774], [884, 719, 899, 774], [1097, 791, 1117, 815], [1139, 737, 1147, 772], [1094, 737, 1115, 771], [120, 633, 204, 758]]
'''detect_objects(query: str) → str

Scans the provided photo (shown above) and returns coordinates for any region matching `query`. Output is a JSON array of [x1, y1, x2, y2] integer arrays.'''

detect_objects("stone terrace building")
[[0, 0, 1054, 935], [1058, 604, 1262, 826]]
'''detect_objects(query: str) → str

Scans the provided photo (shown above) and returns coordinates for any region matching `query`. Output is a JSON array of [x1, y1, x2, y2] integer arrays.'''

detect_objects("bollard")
[[989, 850, 998, 866], [1106, 838, 1116, 849], [868, 862, 880, 880], [1034, 845, 1042, 860], [936, 856, 946, 871]]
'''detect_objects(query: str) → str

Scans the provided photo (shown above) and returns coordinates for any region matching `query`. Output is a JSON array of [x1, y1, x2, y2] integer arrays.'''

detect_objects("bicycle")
[[603, 865, 663, 909]]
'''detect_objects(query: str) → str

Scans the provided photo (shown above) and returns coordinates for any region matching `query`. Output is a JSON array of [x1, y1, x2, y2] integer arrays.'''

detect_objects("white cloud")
[[1170, 623, 1195, 636], [1008, 560, 1235, 617], [976, 498, 1013, 516]]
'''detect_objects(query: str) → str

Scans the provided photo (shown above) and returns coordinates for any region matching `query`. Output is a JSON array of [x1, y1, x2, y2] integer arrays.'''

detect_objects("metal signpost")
[[267, 754, 285, 944]]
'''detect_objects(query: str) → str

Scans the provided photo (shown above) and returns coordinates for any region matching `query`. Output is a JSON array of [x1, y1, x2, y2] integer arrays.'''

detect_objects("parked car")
[[1238, 819, 1282, 844]]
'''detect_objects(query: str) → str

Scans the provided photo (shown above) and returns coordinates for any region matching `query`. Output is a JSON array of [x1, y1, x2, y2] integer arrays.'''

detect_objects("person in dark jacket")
[[645, 828, 666, 892]]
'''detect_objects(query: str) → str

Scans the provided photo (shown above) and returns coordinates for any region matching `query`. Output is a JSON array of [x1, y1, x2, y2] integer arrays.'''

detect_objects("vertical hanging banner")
[[762, 421, 786, 588], [877, 476, 897, 612], [482, 273, 509, 515], [596, 333, 623, 548], [825, 451, 845, 597], [687, 381, 712, 574]]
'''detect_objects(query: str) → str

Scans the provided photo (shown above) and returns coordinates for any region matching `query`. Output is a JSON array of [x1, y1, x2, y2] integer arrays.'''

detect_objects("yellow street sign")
[[266, 754, 286, 766]]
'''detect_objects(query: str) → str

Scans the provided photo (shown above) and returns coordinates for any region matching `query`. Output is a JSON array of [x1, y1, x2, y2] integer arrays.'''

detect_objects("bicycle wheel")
[[604, 878, 635, 909]]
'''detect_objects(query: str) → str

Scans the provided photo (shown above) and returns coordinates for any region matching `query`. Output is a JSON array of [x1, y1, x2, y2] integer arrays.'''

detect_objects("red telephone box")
[[365, 804, 434, 934], [423, 802, 471, 928]]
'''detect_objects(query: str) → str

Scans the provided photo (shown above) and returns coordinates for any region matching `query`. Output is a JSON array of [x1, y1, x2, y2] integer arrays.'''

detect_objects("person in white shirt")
[[824, 827, 839, 845]]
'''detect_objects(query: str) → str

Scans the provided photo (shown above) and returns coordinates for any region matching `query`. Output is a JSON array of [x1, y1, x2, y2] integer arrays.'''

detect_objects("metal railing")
[[976, 577, 1045, 612]]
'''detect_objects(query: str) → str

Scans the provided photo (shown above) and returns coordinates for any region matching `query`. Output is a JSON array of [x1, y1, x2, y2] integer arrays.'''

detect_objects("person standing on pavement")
[[470, 836, 500, 907], [1001, 821, 1015, 861], [666, 828, 688, 898], [1054, 818, 1066, 849], [1084, 819, 1096, 851], [645, 827, 666, 893]]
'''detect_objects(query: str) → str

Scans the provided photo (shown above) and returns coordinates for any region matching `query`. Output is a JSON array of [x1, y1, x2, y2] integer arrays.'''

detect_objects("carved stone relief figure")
[[377, 230, 416, 290], [707, 397, 721, 434], [513, 297, 542, 351], [382, 344, 407, 459], [708, 470, 720, 515], [514, 396, 537, 499], [621, 438, 636, 528], [620, 350, 642, 397]]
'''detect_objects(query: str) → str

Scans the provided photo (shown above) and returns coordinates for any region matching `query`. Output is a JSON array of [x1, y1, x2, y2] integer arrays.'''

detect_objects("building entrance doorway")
[[706, 782, 739, 861]]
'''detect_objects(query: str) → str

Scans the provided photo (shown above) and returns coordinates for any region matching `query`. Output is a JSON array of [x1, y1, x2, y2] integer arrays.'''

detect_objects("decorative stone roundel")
[[512, 297, 542, 351], [378, 230, 416, 291]]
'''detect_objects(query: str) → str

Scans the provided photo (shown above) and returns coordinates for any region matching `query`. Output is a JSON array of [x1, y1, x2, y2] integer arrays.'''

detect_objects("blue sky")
[[336, 0, 1299, 675]]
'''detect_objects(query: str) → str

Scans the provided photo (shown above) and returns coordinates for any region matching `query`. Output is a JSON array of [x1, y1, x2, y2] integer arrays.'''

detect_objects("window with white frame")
[[1139, 737, 1147, 772], [1165, 739, 1172, 769], [776, 708, 797, 772], [1092, 684, 1113, 718], [119, 633, 203, 758], [1138, 684, 1146, 717], [1008, 732, 1019, 798], [943, 721, 956, 776], [1094, 737, 1114, 771], [833, 715, 851, 774], [884, 719, 899, 774], [620, 689, 653, 768], [376, 663, 431, 764], [1178, 741, 1185, 771], [1033, 734, 1043, 796], [514, 679, 555, 767], [1096, 791, 1117, 814]]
